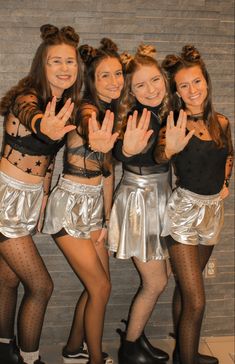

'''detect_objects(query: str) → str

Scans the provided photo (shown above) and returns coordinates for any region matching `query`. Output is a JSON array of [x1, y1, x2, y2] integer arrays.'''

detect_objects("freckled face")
[[131, 65, 166, 107], [95, 57, 124, 103], [45, 43, 78, 97], [175, 65, 208, 114]]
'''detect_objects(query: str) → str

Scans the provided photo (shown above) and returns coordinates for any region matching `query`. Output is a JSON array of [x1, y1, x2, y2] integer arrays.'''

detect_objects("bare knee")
[[89, 277, 111, 305]]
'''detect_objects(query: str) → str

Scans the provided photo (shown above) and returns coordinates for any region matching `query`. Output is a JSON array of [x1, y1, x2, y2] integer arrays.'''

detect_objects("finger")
[[177, 109, 185, 128], [56, 98, 72, 119], [138, 108, 147, 129], [89, 111, 99, 133], [110, 132, 119, 145], [44, 101, 51, 117], [183, 129, 195, 145], [142, 110, 151, 131], [61, 102, 74, 124], [131, 110, 138, 130], [126, 114, 133, 131], [49, 96, 57, 116], [61, 124, 76, 136], [105, 112, 114, 133], [101, 110, 111, 130], [143, 129, 154, 143], [166, 111, 174, 131], [180, 110, 187, 130]]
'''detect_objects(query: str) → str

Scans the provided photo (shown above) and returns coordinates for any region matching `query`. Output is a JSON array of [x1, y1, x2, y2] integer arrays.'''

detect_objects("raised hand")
[[165, 110, 195, 158], [122, 108, 153, 156], [40, 97, 76, 140], [88, 110, 119, 153]]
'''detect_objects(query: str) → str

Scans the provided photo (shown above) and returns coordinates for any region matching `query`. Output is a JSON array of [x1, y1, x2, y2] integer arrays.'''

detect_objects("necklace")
[[187, 113, 204, 122]]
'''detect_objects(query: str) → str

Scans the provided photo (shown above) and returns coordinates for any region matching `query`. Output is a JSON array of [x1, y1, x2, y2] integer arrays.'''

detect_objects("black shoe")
[[118, 338, 160, 364], [0, 338, 24, 364], [33, 359, 45, 364], [173, 349, 218, 364], [62, 342, 113, 364], [138, 332, 169, 362]]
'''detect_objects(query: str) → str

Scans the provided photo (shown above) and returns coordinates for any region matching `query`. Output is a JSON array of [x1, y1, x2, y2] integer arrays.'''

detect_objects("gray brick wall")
[[0, 0, 234, 344]]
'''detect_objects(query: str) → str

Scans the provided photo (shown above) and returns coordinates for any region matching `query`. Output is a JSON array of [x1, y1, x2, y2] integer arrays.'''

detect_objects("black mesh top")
[[1, 93, 65, 193], [63, 99, 113, 178], [113, 101, 169, 175]]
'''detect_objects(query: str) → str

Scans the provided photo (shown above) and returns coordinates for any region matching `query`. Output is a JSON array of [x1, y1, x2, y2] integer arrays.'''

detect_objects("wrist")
[[122, 147, 134, 157], [165, 147, 175, 159]]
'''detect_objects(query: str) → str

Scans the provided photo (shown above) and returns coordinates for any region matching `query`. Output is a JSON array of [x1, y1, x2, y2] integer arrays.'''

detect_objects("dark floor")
[[40, 336, 235, 364]]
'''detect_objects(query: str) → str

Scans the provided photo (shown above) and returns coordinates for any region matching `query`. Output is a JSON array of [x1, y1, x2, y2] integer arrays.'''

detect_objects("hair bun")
[[120, 52, 133, 67], [79, 44, 97, 64], [136, 44, 157, 58], [162, 54, 182, 72], [40, 24, 59, 41], [181, 45, 201, 62], [61, 26, 80, 46], [99, 38, 118, 52]]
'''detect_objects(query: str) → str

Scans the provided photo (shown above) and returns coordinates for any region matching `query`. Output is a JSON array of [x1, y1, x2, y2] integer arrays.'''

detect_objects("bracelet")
[[224, 178, 230, 188]]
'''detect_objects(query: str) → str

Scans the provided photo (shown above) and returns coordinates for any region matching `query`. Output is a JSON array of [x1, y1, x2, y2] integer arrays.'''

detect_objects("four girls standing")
[[0, 21, 233, 364]]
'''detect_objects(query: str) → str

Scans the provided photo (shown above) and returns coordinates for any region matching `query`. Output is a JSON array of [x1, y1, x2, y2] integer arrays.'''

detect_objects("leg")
[[0, 255, 20, 339], [171, 242, 214, 335], [167, 238, 213, 364], [55, 232, 111, 364], [126, 258, 168, 341], [0, 235, 53, 362]]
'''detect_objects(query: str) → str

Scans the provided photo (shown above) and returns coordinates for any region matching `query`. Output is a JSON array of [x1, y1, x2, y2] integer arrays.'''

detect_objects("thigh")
[[168, 242, 204, 300], [0, 255, 20, 288], [0, 236, 51, 286], [91, 229, 110, 279], [55, 234, 109, 291]]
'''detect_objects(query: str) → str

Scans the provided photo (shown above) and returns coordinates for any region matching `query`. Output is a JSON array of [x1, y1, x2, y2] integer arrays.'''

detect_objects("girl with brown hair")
[[0, 24, 82, 364], [156, 45, 233, 364]]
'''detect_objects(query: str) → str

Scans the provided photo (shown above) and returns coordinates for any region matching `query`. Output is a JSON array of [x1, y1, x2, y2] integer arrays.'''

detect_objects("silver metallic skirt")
[[0, 171, 43, 239], [108, 170, 171, 262], [43, 176, 104, 239], [161, 187, 224, 245]]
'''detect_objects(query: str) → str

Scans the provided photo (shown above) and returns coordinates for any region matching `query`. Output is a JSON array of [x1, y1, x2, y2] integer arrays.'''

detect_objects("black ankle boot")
[[118, 338, 160, 364], [173, 348, 218, 364], [0, 337, 25, 364], [138, 332, 169, 362]]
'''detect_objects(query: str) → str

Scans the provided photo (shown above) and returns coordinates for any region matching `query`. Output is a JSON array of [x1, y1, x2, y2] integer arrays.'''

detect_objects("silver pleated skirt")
[[108, 170, 171, 262], [0, 171, 43, 239], [161, 187, 224, 245], [43, 176, 104, 238]]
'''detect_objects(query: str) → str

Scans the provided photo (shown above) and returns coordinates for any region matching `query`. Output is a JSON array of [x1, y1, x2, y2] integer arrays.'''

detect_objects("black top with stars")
[[1, 93, 65, 192]]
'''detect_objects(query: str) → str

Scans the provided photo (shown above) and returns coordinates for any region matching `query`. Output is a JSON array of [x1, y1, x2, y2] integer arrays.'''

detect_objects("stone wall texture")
[[0, 0, 234, 344]]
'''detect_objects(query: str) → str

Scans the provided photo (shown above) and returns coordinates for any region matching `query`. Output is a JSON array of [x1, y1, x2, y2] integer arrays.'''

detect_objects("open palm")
[[88, 110, 119, 153], [40, 97, 76, 140]]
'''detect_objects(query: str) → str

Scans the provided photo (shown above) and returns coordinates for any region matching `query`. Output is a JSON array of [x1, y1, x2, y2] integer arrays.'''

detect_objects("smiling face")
[[95, 57, 124, 103], [45, 43, 78, 97], [131, 64, 166, 107], [175, 65, 208, 114]]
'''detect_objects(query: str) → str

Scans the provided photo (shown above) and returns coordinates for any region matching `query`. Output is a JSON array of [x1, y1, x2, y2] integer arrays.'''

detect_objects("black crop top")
[[113, 101, 169, 175], [155, 113, 233, 195], [63, 99, 113, 178], [1, 93, 65, 193]]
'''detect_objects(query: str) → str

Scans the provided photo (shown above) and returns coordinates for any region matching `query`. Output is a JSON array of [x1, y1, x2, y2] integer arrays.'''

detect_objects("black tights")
[[166, 236, 214, 364], [0, 235, 53, 352]]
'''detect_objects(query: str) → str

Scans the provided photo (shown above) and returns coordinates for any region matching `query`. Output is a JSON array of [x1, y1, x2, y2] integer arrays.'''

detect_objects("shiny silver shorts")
[[161, 187, 224, 246], [0, 171, 43, 239], [108, 171, 171, 262], [43, 176, 104, 239]]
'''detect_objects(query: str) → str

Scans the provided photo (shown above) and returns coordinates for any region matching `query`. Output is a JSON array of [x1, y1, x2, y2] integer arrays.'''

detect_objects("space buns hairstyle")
[[162, 44, 203, 76], [40, 24, 80, 47], [136, 44, 157, 58], [79, 37, 119, 66]]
